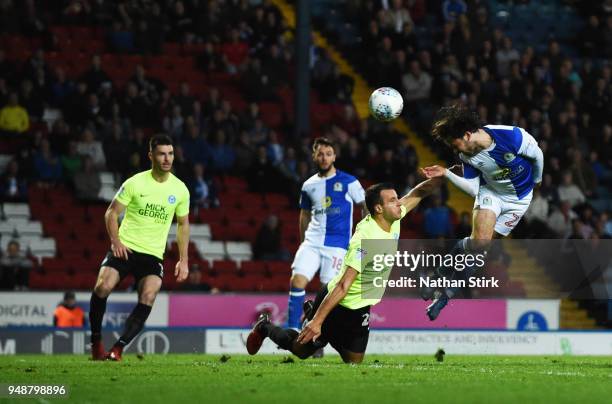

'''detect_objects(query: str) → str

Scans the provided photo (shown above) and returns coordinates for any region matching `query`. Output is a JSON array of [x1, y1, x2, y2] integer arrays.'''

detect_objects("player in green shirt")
[[89, 134, 191, 361], [247, 177, 441, 363]]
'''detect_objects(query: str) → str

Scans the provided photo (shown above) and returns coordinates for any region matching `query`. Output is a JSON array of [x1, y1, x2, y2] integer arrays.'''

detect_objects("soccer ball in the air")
[[368, 87, 404, 122]]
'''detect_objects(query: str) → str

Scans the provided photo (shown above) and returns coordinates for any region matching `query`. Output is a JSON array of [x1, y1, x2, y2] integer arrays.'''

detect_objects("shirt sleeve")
[[175, 185, 190, 217], [400, 205, 408, 219], [343, 235, 363, 273], [115, 178, 133, 206], [518, 129, 544, 184], [299, 185, 312, 210], [444, 164, 480, 197], [347, 180, 366, 204]]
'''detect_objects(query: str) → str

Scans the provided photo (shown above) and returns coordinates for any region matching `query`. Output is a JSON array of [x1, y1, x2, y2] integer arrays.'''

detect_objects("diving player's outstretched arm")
[[421, 164, 479, 197]]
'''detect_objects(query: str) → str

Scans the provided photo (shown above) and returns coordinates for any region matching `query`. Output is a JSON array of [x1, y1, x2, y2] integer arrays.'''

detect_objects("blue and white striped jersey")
[[459, 125, 544, 201], [299, 170, 365, 249]]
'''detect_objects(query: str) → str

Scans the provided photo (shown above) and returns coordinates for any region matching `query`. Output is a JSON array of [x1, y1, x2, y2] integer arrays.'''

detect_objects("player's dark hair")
[[149, 134, 174, 151], [431, 104, 480, 143], [365, 182, 395, 215], [312, 137, 336, 154]]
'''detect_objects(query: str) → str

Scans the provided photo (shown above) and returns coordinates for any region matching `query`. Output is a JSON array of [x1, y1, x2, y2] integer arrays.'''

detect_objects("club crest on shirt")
[[482, 196, 492, 206], [356, 247, 368, 260], [393, 233, 399, 240], [477, 161, 484, 167], [333, 182, 343, 192], [168, 195, 176, 204], [503, 152, 516, 163]]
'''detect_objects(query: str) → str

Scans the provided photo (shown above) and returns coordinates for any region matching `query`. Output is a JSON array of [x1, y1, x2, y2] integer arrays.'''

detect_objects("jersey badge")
[[503, 152, 516, 163], [333, 182, 343, 192], [168, 195, 176, 204]]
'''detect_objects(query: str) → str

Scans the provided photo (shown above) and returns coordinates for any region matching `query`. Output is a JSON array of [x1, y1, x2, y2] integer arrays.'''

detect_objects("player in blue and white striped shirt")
[[421, 105, 544, 320], [286, 137, 366, 330]]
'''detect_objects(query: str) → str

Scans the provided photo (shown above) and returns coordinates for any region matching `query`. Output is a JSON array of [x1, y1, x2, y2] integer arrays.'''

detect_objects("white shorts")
[[291, 241, 347, 284], [474, 186, 532, 237]]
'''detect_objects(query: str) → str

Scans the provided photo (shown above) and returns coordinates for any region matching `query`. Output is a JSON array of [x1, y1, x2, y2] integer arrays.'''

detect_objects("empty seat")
[[195, 240, 226, 262], [225, 241, 253, 262], [2, 203, 30, 220], [16, 221, 43, 237]]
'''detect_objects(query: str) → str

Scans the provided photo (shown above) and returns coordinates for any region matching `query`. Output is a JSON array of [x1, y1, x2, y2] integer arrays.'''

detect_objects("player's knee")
[[342, 355, 363, 364], [290, 273, 308, 289], [139, 291, 157, 305], [295, 351, 311, 360], [94, 280, 113, 298]]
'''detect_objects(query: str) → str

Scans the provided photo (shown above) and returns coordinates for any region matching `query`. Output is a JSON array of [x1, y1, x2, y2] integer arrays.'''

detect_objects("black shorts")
[[100, 250, 164, 284], [307, 285, 371, 354]]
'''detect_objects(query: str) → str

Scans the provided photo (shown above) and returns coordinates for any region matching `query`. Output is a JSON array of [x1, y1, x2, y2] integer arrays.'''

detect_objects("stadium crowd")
[[322, 0, 612, 240], [0, 0, 610, 282]]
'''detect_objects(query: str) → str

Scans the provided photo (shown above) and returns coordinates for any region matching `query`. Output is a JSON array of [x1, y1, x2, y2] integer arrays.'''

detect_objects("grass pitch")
[[0, 354, 610, 403]]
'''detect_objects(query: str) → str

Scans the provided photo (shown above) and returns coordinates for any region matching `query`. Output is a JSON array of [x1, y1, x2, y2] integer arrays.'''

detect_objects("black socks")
[[89, 293, 108, 343]]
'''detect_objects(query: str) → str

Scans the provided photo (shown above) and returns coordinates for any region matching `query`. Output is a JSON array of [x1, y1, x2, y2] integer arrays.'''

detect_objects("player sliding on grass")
[[247, 178, 441, 363], [420, 104, 544, 320], [89, 134, 191, 361]]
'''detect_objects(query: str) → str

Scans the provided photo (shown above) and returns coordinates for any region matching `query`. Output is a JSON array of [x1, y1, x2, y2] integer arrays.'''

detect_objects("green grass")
[[0, 354, 611, 403]]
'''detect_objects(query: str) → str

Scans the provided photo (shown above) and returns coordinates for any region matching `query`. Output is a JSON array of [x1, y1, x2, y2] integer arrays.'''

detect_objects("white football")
[[368, 87, 404, 122]]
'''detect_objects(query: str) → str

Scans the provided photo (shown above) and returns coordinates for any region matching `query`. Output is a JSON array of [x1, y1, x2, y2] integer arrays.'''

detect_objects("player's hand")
[[175, 259, 189, 282], [297, 319, 322, 344], [420, 165, 447, 179], [110, 239, 132, 260]]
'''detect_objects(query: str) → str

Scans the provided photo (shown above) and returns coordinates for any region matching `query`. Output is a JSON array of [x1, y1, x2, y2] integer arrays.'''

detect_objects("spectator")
[[33, 138, 63, 186], [178, 264, 216, 292], [557, 171, 586, 208], [0, 240, 33, 290], [496, 36, 520, 77], [402, 60, 432, 103], [254, 215, 289, 261], [60, 141, 83, 182], [76, 129, 106, 169], [0, 159, 27, 201], [523, 188, 550, 237], [189, 163, 218, 213], [424, 195, 453, 238], [73, 155, 101, 201], [209, 130, 235, 174], [548, 201, 577, 238], [180, 124, 210, 166], [53, 291, 85, 328], [442, 0, 467, 22], [0, 92, 29, 134], [80, 54, 110, 94]]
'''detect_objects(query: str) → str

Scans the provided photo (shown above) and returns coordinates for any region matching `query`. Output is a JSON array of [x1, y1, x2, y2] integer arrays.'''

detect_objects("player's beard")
[[317, 163, 333, 176]]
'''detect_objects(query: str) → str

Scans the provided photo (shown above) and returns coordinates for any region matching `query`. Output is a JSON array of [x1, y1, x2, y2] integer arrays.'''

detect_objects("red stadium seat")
[[212, 260, 238, 274], [267, 261, 290, 275], [240, 261, 268, 275]]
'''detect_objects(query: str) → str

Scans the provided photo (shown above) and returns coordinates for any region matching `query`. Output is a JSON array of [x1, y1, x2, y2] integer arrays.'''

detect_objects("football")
[[368, 87, 404, 122]]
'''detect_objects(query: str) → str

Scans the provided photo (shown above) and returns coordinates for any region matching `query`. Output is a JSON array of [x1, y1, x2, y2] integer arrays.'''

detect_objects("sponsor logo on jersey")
[[492, 165, 525, 181], [503, 152, 516, 163], [138, 203, 170, 221]]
